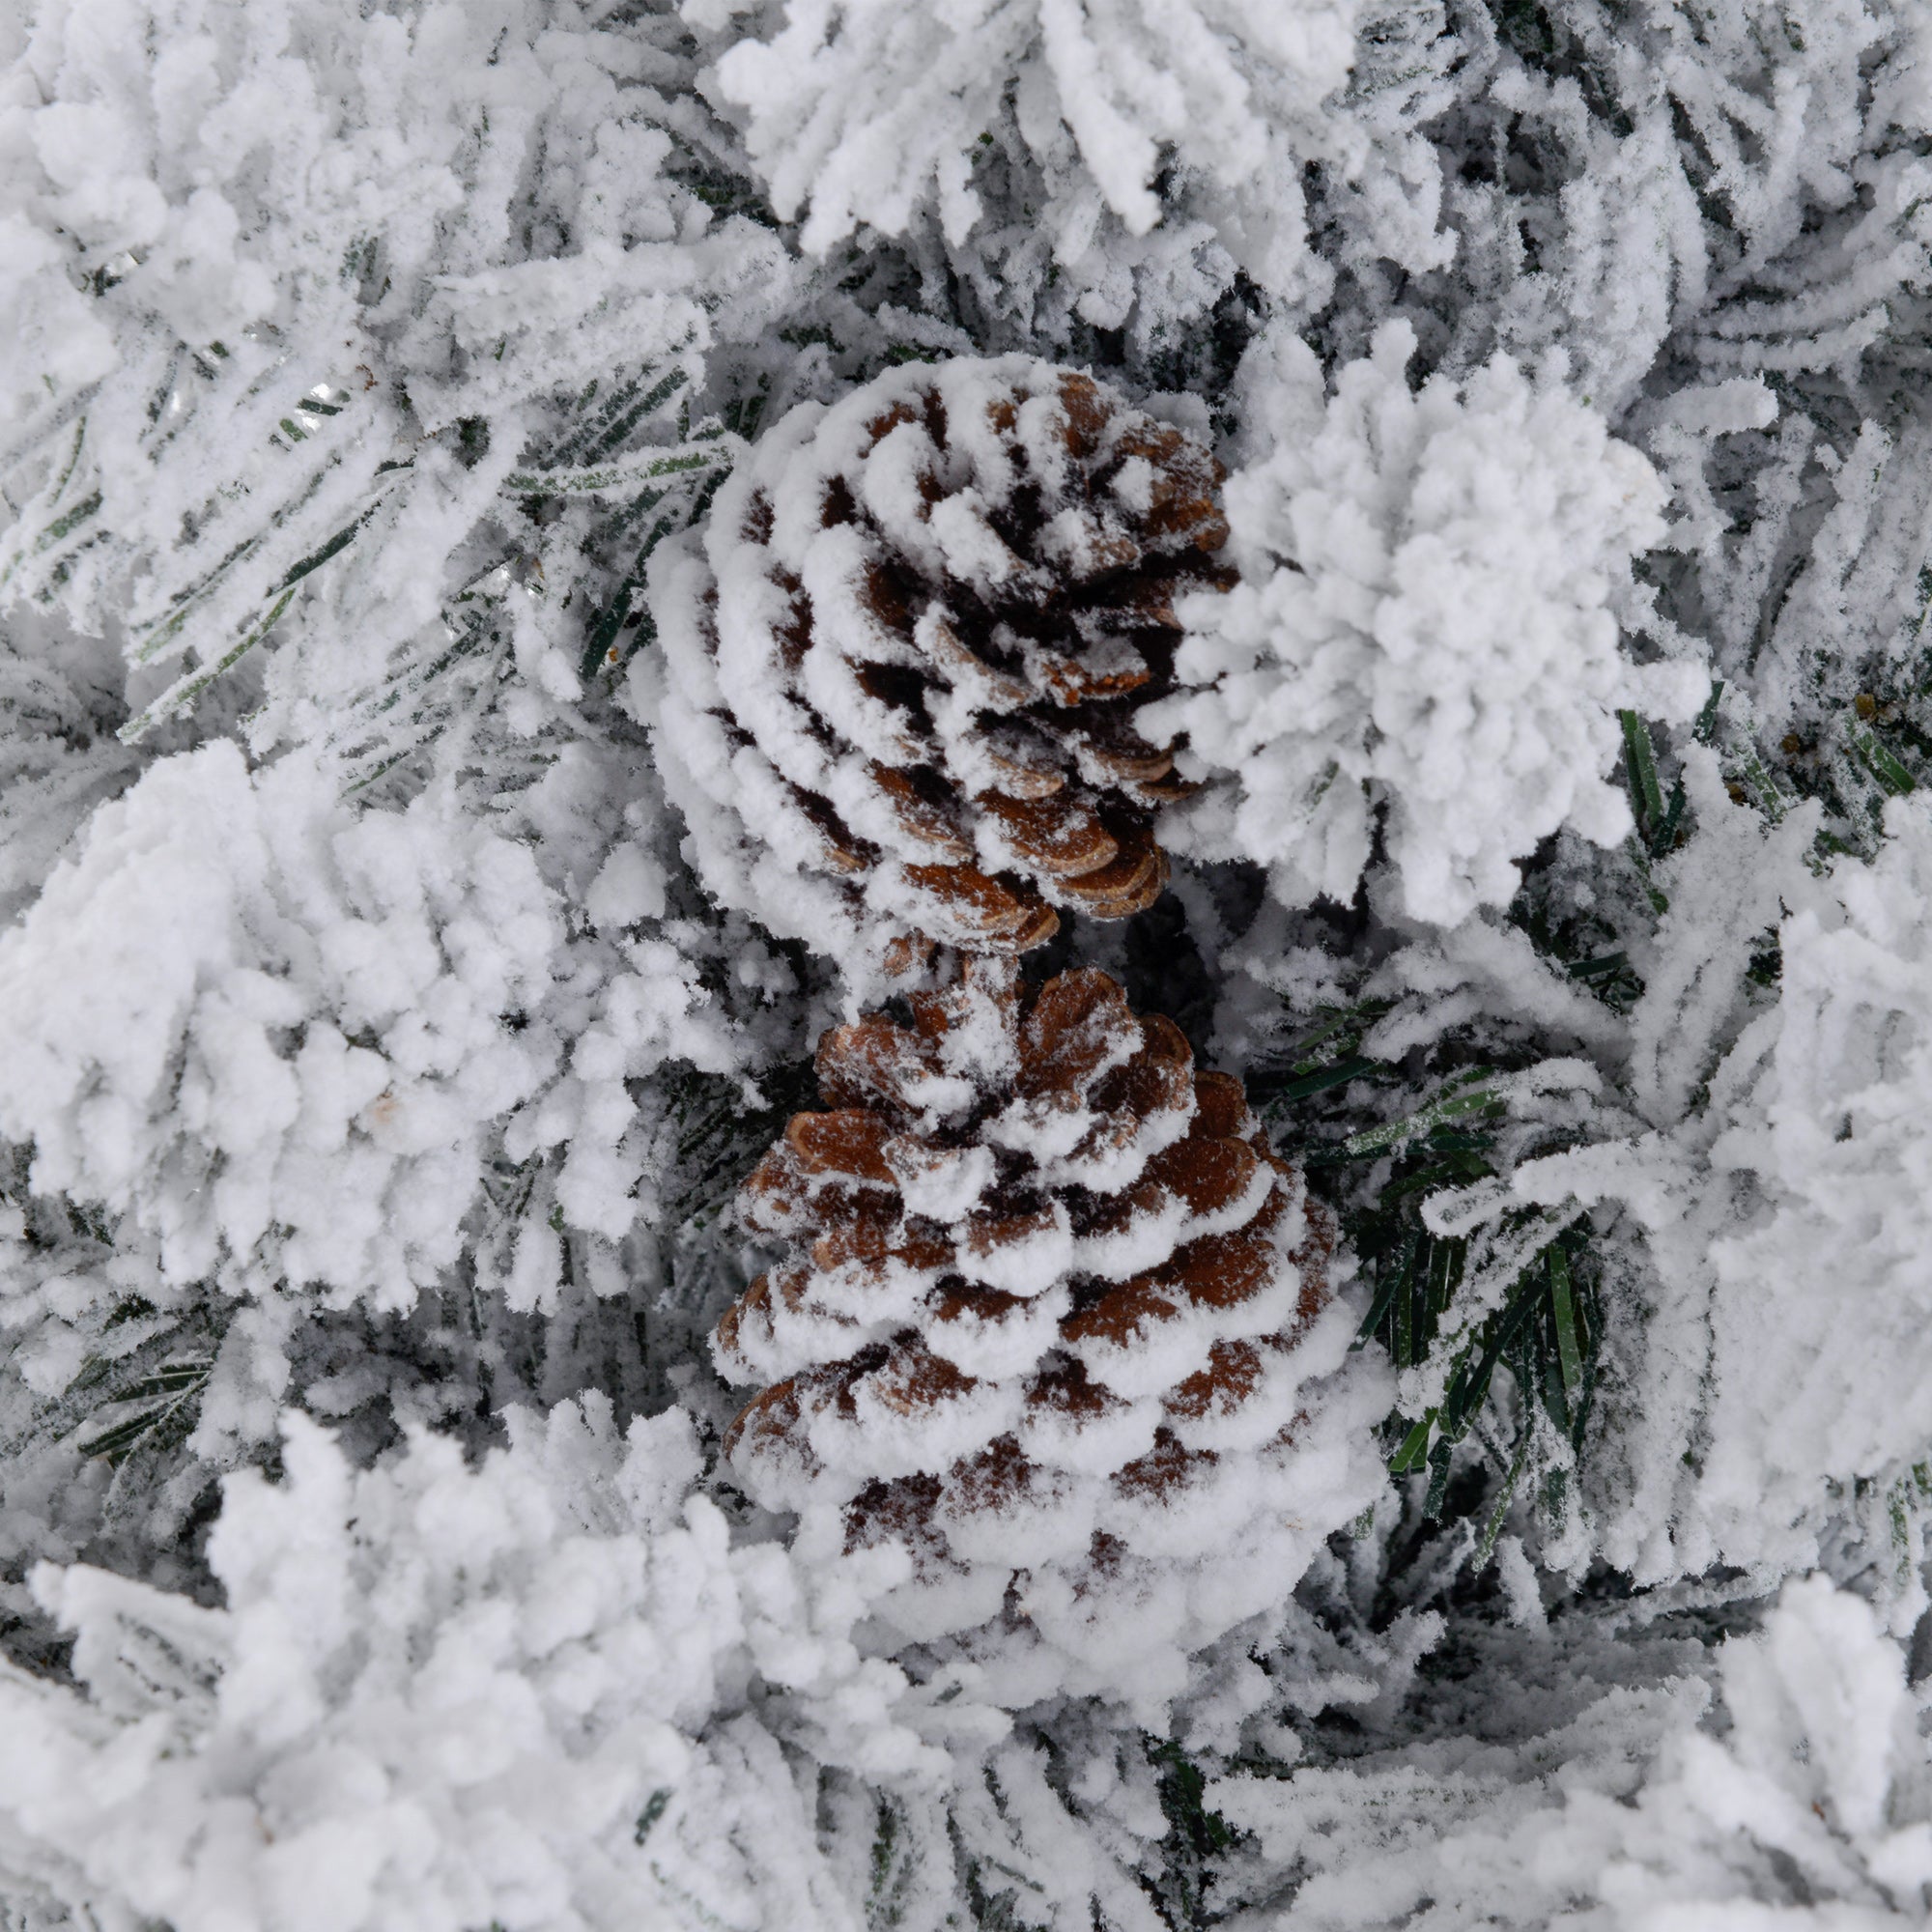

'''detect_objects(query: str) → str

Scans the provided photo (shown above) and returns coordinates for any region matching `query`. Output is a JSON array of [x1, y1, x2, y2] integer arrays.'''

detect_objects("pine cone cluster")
[[645, 355, 1232, 982], [713, 959, 1379, 1706]]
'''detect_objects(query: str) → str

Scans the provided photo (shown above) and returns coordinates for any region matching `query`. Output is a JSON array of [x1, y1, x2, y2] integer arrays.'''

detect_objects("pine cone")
[[644, 356, 1233, 984], [713, 959, 1384, 1707]]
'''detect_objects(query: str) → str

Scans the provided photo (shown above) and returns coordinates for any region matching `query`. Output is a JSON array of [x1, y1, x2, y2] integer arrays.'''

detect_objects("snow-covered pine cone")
[[642, 356, 1232, 990], [713, 958, 1386, 1711]]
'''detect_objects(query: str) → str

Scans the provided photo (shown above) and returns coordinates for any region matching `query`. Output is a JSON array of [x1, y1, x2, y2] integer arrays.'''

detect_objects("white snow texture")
[[0, 1402, 930, 1932], [5, 0, 1932, 1924], [1148, 323, 1701, 924]]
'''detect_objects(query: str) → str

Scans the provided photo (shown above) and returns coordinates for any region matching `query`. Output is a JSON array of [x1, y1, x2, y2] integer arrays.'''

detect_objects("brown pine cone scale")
[[647, 357, 1235, 979], [712, 959, 1381, 1700]]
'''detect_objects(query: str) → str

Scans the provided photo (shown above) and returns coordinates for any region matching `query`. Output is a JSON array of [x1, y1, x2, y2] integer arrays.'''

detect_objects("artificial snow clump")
[[1696, 795, 1932, 1570], [1206, 1576, 1932, 1927], [642, 355, 1231, 993], [1, 0, 787, 755], [1146, 323, 1701, 925], [693, 0, 1358, 250], [0, 614, 138, 926], [715, 956, 1388, 1717], [0, 1401, 928, 1932], [0, 742, 721, 1311], [1491, 774, 1932, 1592]]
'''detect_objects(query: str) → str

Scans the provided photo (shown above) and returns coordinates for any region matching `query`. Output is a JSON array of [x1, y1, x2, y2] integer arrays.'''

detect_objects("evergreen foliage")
[[5, 0, 1932, 1923]]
